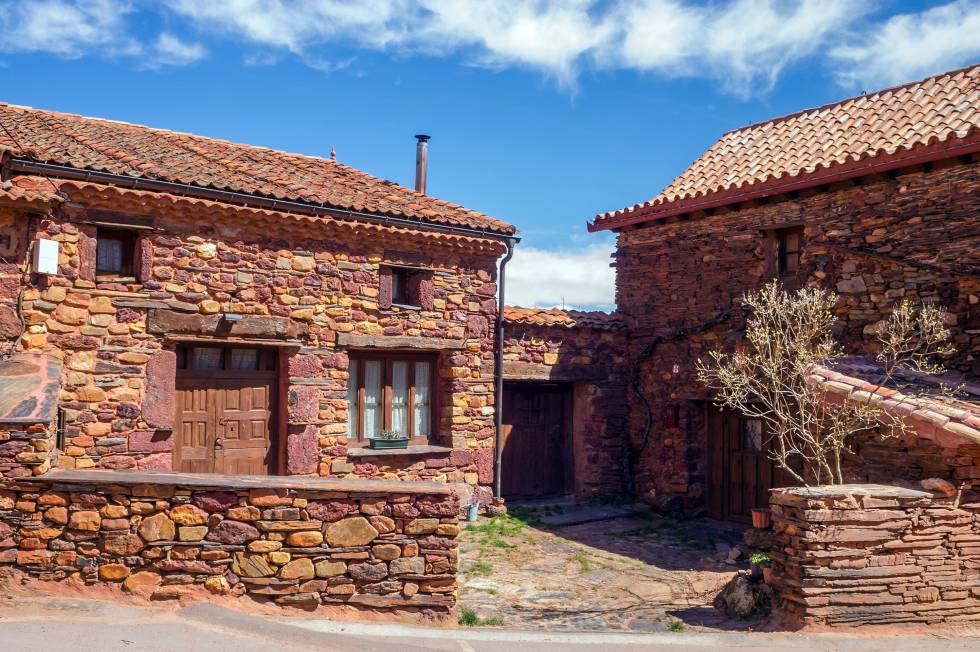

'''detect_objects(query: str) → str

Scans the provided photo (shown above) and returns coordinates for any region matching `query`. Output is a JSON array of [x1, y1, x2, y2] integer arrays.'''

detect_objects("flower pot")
[[368, 438, 409, 450], [751, 508, 772, 529], [762, 566, 774, 584]]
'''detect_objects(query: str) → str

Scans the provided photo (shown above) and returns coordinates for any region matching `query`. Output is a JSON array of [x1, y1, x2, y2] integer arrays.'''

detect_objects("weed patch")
[[459, 608, 504, 627]]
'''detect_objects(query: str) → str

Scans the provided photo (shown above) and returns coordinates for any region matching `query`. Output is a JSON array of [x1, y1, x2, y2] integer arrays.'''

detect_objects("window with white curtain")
[[346, 355, 435, 443]]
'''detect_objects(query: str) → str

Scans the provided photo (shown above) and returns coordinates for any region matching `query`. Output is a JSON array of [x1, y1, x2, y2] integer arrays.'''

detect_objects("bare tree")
[[696, 280, 954, 486]]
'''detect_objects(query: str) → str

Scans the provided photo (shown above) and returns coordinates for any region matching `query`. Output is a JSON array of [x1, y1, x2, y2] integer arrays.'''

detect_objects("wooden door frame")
[[500, 380, 575, 498], [173, 343, 282, 475]]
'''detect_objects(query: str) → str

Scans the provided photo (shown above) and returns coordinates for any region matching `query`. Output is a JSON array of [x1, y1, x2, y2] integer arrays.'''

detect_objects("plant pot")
[[751, 508, 772, 529], [368, 438, 409, 450], [762, 566, 774, 584]]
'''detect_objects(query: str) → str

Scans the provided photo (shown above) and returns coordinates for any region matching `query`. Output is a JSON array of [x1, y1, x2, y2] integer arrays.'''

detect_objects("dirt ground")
[[458, 504, 757, 632]]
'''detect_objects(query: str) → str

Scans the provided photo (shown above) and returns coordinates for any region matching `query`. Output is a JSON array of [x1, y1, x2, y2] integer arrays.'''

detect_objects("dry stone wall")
[[770, 484, 980, 626], [0, 472, 459, 614], [613, 159, 980, 506]]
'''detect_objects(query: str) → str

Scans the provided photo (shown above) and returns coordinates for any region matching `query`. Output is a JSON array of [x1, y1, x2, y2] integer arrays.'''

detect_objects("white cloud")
[[0, 0, 136, 57], [1, 0, 976, 97], [143, 32, 206, 68], [832, 0, 980, 89], [506, 241, 616, 311], [607, 0, 861, 97]]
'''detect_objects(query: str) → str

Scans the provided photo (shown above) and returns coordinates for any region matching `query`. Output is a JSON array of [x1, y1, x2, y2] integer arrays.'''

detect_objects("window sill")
[[347, 444, 453, 459], [388, 303, 422, 311]]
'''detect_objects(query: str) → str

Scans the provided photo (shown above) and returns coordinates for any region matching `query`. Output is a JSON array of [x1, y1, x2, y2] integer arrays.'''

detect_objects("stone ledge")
[[11, 468, 451, 495], [336, 333, 465, 350], [773, 484, 931, 499], [347, 445, 454, 459]]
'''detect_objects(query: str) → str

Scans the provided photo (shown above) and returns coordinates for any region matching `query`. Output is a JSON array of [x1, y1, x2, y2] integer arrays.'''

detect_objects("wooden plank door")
[[706, 407, 788, 523], [174, 384, 218, 473], [174, 345, 278, 476], [213, 381, 275, 475], [501, 382, 570, 498]]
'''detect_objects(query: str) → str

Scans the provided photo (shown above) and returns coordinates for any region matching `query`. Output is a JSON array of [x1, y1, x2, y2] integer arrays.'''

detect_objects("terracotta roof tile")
[[0, 103, 515, 235], [809, 356, 980, 445], [592, 64, 980, 231], [504, 306, 628, 331]]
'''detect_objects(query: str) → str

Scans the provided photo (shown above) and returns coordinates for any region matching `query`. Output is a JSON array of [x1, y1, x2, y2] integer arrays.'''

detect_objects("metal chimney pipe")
[[414, 134, 430, 194]]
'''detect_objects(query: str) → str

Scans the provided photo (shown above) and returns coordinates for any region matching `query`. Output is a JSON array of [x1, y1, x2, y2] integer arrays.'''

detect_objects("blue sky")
[[1, 1, 979, 309]]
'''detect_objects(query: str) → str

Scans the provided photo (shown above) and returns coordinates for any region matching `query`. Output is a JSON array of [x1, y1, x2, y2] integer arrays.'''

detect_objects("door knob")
[[214, 438, 224, 449]]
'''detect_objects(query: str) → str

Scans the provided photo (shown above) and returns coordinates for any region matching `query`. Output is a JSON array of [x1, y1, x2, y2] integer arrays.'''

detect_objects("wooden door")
[[174, 346, 278, 475], [501, 382, 571, 498], [707, 407, 793, 523]]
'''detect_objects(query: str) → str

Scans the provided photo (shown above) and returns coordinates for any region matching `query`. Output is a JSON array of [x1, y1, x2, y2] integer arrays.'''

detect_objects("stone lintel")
[[502, 361, 607, 382], [336, 333, 464, 350], [147, 309, 307, 340]]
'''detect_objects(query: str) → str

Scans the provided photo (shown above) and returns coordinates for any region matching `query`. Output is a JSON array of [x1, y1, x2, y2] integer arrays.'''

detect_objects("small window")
[[391, 267, 412, 306], [347, 355, 434, 444], [741, 418, 763, 453], [777, 227, 803, 276], [96, 228, 136, 276], [176, 346, 277, 372], [382, 266, 433, 310]]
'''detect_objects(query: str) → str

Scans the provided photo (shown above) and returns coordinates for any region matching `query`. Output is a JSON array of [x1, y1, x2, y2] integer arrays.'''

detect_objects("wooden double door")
[[174, 345, 278, 475], [706, 407, 794, 523], [500, 382, 573, 498]]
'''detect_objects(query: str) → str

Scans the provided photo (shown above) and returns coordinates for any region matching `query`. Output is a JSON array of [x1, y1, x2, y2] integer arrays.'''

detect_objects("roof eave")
[[9, 158, 519, 241], [590, 134, 980, 233]]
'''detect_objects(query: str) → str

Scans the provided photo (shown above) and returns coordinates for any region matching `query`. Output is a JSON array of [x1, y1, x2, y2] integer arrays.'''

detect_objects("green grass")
[[668, 621, 686, 633], [459, 608, 504, 627], [572, 551, 592, 572], [465, 561, 494, 576]]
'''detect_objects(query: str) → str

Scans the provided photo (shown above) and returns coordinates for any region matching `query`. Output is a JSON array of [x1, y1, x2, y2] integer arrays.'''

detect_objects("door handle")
[[214, 438, 224, 449]]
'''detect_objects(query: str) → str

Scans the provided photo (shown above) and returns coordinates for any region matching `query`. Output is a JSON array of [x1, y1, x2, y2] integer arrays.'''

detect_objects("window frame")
[[95, 227, 138, 279], [390, 267, 414, 307], [776, 226, 804, 277], [346, 352, 436, 446], [175, 344, 278, 378]]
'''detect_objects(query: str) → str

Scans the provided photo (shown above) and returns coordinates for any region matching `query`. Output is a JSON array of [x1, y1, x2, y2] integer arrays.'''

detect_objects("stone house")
[[0, 104, 519, 511], [589, 64, 980, 522]]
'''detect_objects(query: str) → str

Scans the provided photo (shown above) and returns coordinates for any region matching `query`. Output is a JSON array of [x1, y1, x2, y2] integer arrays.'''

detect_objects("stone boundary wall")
[[0, 422, 57, 479], [0, 470, 459, 615], [770, 484, 980, 626]]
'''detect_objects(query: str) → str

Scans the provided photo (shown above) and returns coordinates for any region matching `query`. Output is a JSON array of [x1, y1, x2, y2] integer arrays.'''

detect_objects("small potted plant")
[[750, 552, 771, 582], [750, 507, 772, 529], [369, 429, 409, 450]]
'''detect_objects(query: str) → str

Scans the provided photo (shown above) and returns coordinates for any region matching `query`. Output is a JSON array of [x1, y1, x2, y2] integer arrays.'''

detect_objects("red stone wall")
[[0, 473, 459, 613], [613, 159, 980, 506], [770, 484, 980, 626], [502, 321, 629, 497], [844, 426, 980, 490], [0, 197, 502, 497]]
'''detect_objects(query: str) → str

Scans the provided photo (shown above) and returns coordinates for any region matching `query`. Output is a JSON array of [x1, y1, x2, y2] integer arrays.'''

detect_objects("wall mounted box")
[[32, 238, 59, 275]]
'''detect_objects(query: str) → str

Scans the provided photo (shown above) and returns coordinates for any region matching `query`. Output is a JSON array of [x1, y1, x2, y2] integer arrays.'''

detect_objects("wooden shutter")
[[408, 271, 434, 310], [378, 267, 393, 309], [136, 236, 152, 283], [77, 228, 97, 282]]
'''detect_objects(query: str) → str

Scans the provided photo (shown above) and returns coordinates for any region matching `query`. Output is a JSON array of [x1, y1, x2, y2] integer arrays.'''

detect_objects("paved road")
[[1, 597, 978, 652]]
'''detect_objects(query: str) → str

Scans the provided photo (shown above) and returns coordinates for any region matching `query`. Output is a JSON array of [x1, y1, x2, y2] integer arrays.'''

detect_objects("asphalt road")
[[1, 597, 978, 652]]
